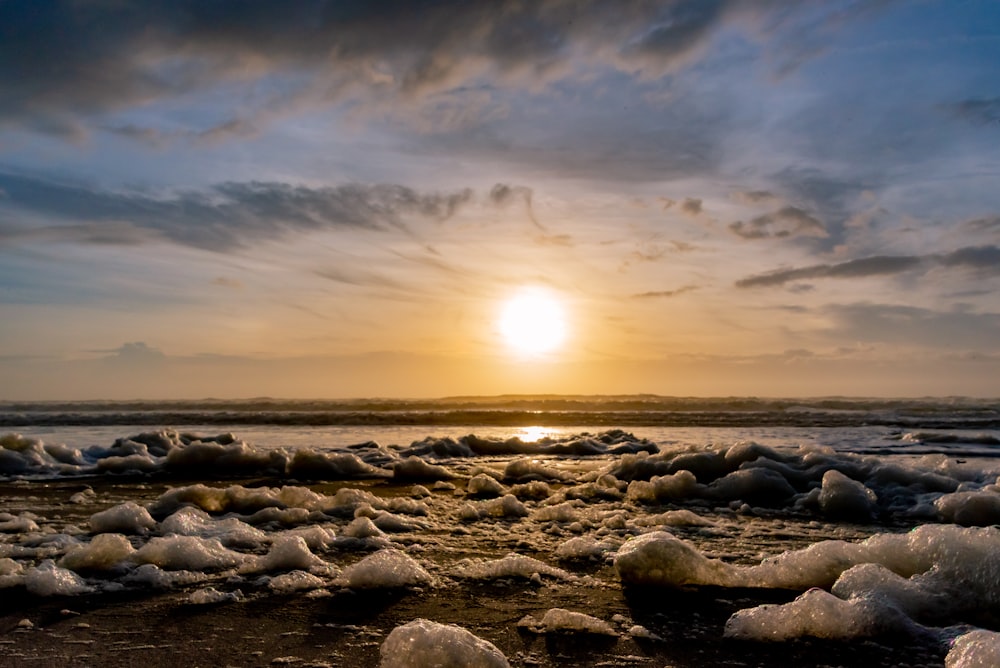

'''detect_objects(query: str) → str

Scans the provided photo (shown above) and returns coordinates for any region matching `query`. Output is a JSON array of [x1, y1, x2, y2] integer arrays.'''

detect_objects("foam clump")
[[89, 502, 156, 534], [453, 554, 571, 582], [160, 507, 266, 547], [379, 618, 510, 668], [121, 563, 208, 589], [187, 586, 243, 605], [341, 549, 433, 589], [59, 533, 135, 571], [724, 588, 894, 641], [946, 629, 1000, 668], [268, 570, 328, 594], [935, 491, 1000, 526], [249, 536, 332, 574], [344, 516, 386, 538], [147, 483, 339, 518], [286, 449, 386, 479], [24, 560, 94, 596], [554, 536, 618, 561], [467, 474, 506, 498], [0, 513, 40, 533], [614, 532, 738, 588], [133, 536, 247, 571], [632, 509, 716, 528], [472, 494, 529, 520], [519, 608, 617, 636], [817, 470, 879, 520], [504, 458, 572, 483], [279, 526, 337, 551], [392, 456, 454, 481]]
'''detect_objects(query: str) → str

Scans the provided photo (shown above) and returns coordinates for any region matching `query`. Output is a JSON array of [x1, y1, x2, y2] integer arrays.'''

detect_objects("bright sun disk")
[[499, 288, 567, 356]]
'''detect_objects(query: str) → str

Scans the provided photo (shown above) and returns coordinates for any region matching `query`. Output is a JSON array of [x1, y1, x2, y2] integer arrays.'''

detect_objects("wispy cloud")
[[729, 205, 827, 240], [632, 285, 699, 299], [0, 172, 480, 251], [736, 246, 1000, 288], [945, 97, 1000, 127]]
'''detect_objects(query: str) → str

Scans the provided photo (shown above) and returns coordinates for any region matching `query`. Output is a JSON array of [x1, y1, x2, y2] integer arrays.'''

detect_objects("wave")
[[2, 405, 999, 429], [0, 429, 656, 481]]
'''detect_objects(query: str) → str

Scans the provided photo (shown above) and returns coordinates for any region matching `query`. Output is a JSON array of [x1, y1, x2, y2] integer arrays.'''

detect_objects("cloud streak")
[[0, 173, 481, 251], [736, 246, 1000, 288], [632, 285, 699, 299], [729, 205, 827, 240]]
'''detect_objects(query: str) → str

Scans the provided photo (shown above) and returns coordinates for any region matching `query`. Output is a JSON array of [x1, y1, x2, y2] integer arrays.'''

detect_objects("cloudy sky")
[[1, 0, 999, 399]]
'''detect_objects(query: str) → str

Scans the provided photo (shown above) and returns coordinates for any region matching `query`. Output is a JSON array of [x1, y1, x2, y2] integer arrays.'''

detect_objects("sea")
[[2, 396, 1000, 667]]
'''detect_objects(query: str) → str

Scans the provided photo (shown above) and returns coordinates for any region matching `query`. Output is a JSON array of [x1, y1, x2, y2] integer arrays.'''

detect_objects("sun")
[[498, 287, 567, 356]]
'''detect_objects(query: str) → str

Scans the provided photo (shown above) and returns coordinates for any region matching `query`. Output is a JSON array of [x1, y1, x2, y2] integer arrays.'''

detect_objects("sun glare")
[[499, 287, 567, 356]]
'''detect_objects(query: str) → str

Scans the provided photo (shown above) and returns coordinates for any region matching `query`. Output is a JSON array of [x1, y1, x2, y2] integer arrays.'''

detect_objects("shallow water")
[[2, 401, 1000, 666]]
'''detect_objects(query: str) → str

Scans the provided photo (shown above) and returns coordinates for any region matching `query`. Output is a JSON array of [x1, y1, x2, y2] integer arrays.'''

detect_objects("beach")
[[1, 401, 999, 666], [0, 476, 945, 668]]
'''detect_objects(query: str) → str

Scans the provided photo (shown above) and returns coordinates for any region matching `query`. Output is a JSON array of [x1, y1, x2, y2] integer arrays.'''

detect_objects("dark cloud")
[[729, 205, 827, 240], [770, 167, 879, 248], [211, 277, 243, 289], [314, 266, 411, 291], [946, 97, 1000, 127], [0, 1, 866, 141], [0, 172, 474, 251], [965, 215, 1000, 233], [938, 245, 1000, 269], [679, 198, 703, 217], [489, 183, 541, 228], [96, 342, 167, 367], [733, 190, 781, 205], [632, 285, 698, 299], [736, 245, 1000, 288]]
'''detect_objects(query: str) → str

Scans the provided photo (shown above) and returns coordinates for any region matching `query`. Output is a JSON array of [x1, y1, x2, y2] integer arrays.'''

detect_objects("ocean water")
[[2, 397, 1000, 666]]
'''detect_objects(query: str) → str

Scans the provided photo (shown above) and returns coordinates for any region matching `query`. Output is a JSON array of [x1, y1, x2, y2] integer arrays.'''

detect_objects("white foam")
[[341, 549, 433, 589], [120, 563, 209, 589], [287, 449, 386, 479], [248, 536, 333, 575], [188, 586, 243, 605], [59, 533, 135, 571], [24, 560, 94, 596], [343, 516, 385, 538], [392, 456, 454, 481], [818, 470, 879, 520], [519, 608, 617, 636], [160, 506, 267, 547], [132, 535, 248, 571], [278, 526, 337, 551], [554, 536, 618, 561], [467, 473, 507, 498], [89, 502, 156, 534], [268, 570, 329, 594], [379, 618, 509, 668], [504, 458, 572, 482], [935, 490, 1000, 526], [453, 554, 572, 581], [724, 588, 894, 640], [946, 629, 1000, 668]]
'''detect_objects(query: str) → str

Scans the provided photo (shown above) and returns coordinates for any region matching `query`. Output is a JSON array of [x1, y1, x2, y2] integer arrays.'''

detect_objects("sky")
[[1, 0, 999, 400]]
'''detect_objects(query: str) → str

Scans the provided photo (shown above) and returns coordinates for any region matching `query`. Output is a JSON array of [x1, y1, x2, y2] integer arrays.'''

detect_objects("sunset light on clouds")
[[1, 1, 999, 399]]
